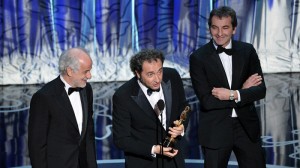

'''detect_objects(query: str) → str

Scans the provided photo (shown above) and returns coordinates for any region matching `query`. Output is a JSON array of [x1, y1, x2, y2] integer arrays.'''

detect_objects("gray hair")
[[58, 47, 90, 75]]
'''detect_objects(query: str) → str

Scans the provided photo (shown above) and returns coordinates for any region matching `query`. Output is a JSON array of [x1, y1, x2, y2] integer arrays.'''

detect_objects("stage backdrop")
[[0, 0, 299, 85]]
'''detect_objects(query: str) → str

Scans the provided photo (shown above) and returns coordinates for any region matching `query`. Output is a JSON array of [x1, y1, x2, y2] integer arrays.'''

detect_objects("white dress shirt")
[[137, 80, 166, 130], [214, 41, 240, 117], [60, 76, 83, 134]]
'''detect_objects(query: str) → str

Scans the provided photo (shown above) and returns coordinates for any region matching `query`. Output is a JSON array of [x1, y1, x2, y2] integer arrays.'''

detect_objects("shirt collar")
[[137, 79, 162, 96], [60, 75, 71, 91], [137, 80, 146, 92]]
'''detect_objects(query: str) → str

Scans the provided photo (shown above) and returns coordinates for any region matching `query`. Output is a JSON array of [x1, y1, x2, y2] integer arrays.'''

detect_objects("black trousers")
[[155, 155, 178, 168], [202, 118, 266, 168]]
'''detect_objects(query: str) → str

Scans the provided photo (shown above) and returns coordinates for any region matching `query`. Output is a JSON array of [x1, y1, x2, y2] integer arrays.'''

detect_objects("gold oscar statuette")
[[162, 105, 191, 148]]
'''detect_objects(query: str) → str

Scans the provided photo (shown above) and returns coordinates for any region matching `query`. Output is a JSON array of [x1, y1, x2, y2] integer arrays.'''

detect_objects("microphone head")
[[157, 99, 165, 111]]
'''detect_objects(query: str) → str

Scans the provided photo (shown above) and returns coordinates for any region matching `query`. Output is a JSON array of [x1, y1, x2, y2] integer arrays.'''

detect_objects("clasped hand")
[[168, 121, 184, 138], [153, 145, 178, 158], [212, 73, 262, 100], [154, 122, 184, 158], [242, 73, 262, 89]]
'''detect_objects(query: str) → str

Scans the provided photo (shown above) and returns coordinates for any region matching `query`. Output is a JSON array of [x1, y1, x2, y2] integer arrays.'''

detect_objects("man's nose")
[[86, 71, 92, 79], [217, 29, 223, 36]]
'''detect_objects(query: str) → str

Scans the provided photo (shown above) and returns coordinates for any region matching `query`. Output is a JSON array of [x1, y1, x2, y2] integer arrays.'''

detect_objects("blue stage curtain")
[[0, 0, 300, 85]]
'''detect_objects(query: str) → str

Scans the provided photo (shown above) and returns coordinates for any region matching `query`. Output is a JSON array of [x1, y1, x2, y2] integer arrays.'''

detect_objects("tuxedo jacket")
[[113, 68, 189, 168], [190, 40, 266, 149], [28, 77, 97, 168]]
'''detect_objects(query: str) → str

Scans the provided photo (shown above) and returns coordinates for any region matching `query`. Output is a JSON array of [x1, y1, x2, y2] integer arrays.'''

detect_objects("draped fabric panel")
[[0, 0, 300, 84]]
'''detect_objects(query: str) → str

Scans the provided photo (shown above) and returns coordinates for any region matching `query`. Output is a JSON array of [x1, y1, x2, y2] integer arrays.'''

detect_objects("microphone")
[[154, 99, 165, 116], [157, 99, 165, 111]]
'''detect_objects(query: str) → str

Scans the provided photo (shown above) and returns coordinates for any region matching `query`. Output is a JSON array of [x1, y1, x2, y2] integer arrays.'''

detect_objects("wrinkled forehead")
[[141, 59, 162, 72]]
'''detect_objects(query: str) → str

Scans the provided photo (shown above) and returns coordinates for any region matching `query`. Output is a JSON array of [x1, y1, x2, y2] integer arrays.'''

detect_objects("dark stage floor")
[[1, 73, 299, 168]]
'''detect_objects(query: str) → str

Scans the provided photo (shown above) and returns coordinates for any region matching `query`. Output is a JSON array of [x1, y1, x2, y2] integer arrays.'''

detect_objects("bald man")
[[28, 47, 97, 168]]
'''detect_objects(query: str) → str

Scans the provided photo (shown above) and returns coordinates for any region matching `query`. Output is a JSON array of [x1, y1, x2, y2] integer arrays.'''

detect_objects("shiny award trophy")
[[162, 105, 191, 148]]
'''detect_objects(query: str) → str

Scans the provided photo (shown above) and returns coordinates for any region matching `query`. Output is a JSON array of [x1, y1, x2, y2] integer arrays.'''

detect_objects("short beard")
[[138, 76, 144, 85]]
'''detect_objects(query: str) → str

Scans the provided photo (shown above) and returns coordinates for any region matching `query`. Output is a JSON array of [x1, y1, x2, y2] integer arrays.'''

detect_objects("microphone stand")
[[156, 113, 159, 168], [155, 99, 165, 168], [160, 110, 164, 168]]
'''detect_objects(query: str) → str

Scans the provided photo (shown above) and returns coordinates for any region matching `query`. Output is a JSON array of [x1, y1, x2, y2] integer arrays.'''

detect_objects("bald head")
[[59, 47, 93, 88], [59, 47, 91, 75]]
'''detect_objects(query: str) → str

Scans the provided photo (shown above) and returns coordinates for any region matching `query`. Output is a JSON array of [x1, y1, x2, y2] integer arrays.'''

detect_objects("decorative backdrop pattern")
[[0, 0, 300, 85], [1, 74, 300, 167]]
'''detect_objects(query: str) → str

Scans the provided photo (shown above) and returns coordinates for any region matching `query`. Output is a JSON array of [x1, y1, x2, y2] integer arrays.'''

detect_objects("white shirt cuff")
[[235, 90, 241, 102]]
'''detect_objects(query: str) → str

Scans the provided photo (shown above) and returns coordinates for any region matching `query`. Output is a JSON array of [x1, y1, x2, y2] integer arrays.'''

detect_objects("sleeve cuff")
[[151, 145, 156, 158], [235, 90, 241, 102]]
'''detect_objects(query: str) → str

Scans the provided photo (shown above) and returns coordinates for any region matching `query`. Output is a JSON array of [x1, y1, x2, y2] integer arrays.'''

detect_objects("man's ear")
[[135, 71, 140, 79], [232, 27, 237, 35], [66, 67, 73, 77]]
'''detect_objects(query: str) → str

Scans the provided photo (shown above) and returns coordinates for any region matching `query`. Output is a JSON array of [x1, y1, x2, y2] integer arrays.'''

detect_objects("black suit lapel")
[[131, 81, 158, 123], [79, 88, 88, 140], [209, 42, 230, 88], [162, 80, 172, 128], [231, 41, 244, 89], [54, 79, 80, 133]]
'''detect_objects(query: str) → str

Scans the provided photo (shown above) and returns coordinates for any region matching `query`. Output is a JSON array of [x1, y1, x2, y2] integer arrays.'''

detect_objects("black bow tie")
[[68, 87, 81, 95], [147, 88, 160, 96], [216, 45, 233, 55]]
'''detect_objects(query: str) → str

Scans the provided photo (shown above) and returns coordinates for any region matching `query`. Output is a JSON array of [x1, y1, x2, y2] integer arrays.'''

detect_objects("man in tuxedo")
[[28, 47, 97, 168], [113, 49, 189, 168], [190, 6, 266, 168]]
